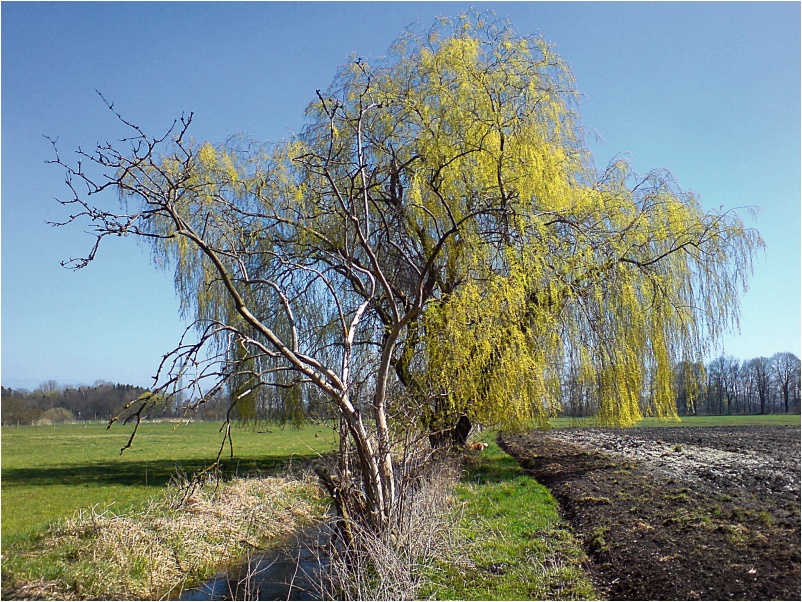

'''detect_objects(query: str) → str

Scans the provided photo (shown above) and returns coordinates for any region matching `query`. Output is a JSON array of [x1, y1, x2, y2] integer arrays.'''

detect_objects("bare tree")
[[719, 356, 741, 416], [771, 352, 801, 413], [706, 356, 728, 415], [745, 357, 773, 415]]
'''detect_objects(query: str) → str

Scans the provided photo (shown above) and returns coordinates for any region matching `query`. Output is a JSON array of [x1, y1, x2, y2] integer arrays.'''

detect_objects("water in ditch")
[[178, 525, 328, 601]]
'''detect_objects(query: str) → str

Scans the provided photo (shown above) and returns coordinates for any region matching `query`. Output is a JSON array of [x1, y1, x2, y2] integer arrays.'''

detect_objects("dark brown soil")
[[499, 425, 801, 601]]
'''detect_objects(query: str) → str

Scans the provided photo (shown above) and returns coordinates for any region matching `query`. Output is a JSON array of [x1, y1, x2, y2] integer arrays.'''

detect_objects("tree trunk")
[[429, 414, 472, 449], [336, 395, 388, 531]]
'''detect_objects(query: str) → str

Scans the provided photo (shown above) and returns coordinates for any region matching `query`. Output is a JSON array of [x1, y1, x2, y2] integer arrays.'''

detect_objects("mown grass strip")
[[422, 435, 599, 600]]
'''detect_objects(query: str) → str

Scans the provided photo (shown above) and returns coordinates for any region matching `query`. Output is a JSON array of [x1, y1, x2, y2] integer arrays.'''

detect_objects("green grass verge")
[[423, 435, 599, 600], [1, 421, 337, 542]]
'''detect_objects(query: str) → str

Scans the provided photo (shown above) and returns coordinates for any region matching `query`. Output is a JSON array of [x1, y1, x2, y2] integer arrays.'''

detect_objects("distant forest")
[[681, 352, 801, 416], [2, 351, 799, 426], [1, 381, 156, 425], [566, 352, 801, 418], [0, 381, 283, 426]]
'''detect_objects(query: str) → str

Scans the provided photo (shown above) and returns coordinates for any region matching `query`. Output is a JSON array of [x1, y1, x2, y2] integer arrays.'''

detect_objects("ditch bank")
[[499, 425, 801, 601]]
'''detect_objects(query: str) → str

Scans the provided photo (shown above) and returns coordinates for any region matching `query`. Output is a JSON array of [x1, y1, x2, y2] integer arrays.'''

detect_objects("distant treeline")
[[564, 352, 801, 418], [1, 381, 155, 425], [0, 380, 310, 426], [679, 352, 801, 416], [4, 351, 800, 426]]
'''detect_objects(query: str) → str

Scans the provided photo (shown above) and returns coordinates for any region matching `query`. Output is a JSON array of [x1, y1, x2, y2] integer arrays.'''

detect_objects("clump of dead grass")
[[320, 458, 463, 601], [13, 472, 327, 600], [2, 576, 80, 601]]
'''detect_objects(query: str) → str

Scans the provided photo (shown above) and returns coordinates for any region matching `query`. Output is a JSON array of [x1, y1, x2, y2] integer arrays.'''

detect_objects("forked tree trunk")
[[322, 393, 395, 540]]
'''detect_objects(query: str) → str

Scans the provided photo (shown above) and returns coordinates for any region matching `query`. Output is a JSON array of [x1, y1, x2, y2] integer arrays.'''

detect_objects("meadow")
[[1, 418, 595, 599], [8, 414, 789, 541], [1, 420, 338, 543]]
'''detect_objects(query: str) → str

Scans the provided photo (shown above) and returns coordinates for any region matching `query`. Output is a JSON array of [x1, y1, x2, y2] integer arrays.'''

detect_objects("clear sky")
[[2, 1, 800, 391]]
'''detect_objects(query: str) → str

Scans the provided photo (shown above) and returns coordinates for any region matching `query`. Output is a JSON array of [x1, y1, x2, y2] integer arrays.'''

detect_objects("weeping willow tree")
[[51, 12, 761, 534]]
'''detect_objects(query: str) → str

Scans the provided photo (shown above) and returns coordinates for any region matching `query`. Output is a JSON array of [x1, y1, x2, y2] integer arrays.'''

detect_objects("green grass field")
[[1, 420, 337, 542]]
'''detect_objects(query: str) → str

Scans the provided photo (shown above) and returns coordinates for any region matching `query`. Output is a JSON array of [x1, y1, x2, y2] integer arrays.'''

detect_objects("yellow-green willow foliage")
[[383, 14, 763, 429], [108, 10, 759, 438], [422, 157, 761, 427], [55, 11, 763, 532]]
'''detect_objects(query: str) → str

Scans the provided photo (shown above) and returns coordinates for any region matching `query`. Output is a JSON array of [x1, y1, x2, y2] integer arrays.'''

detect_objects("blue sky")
[[2, 1, 800, 391]]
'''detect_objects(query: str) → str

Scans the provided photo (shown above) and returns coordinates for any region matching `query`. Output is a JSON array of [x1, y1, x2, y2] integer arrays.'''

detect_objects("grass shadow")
[[0, 453, 329, 490]]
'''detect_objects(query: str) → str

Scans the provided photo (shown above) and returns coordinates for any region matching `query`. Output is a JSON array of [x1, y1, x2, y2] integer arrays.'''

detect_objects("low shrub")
[[35, 407, 75, 426], [320, 458, 462, 600]]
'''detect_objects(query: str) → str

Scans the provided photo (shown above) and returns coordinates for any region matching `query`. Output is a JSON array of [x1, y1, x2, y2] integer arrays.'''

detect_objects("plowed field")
[[500, 426, 800, 601]]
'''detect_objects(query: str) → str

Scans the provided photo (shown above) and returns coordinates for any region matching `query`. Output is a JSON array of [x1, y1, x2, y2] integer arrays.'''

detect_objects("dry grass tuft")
[[1, 577, 80, 601]]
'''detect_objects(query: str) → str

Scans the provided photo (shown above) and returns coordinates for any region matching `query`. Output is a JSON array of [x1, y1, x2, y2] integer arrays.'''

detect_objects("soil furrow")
[[499, 426, 801, 601]]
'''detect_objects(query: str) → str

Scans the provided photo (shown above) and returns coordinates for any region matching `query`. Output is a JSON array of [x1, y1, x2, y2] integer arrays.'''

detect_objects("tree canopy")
[[52, 12, 762, 529]]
